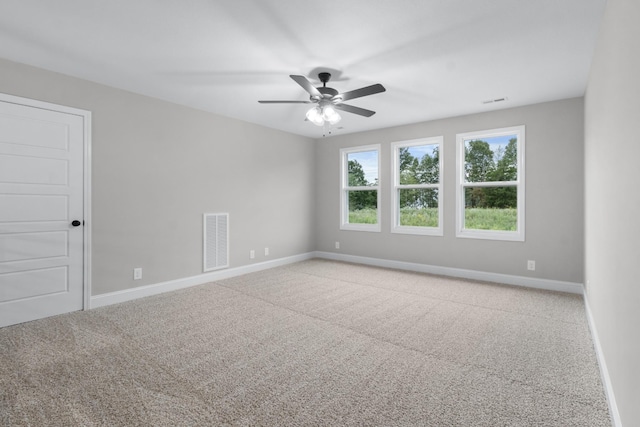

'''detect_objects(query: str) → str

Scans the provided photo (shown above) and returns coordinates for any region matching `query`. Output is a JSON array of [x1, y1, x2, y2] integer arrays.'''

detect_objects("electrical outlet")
[[250, 250, 255, 259], [335, 241, 340, 249], [133, 268, 142, 280], [527, 260, 536, 271], [264, 247, 269, 256]]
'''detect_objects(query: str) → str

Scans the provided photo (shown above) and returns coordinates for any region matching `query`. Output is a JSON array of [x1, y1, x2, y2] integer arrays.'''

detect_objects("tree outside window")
[[340, 145, 381, 232], [456, 126, 525, 241], [391, 137, 443, 235]]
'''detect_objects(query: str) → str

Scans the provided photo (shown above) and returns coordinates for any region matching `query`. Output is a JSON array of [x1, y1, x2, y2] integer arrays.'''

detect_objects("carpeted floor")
[[0, 259, 611, 426]]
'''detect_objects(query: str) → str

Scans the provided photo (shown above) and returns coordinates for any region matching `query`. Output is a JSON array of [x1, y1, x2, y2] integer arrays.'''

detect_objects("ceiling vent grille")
[[482, 97, 508, 105], [203, 213, 229, 272]]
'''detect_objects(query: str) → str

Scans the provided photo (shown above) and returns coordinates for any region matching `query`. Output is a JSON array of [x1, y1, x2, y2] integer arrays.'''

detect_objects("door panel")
[[0, 98, 85, 327], [0, 154, 68, 184], [1, 267, 68, 303], [0, 195, 68, 222], [0, 113, 69, 150], [0, 231, 68, 263]]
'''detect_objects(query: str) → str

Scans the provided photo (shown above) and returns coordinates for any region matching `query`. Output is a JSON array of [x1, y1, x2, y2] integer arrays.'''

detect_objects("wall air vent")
[[203, 213, 229, 272]]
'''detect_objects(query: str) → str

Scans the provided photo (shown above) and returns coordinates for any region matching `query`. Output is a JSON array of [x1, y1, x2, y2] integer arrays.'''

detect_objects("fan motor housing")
[[317, 87, 338, 98]]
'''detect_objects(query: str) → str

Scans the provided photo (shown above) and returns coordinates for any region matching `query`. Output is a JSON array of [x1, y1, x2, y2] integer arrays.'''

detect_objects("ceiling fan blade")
[[258, 100, 313, 104], [337, 84, 386, 102], [290, 75, 322, 97], [334, 103, 376, 117]]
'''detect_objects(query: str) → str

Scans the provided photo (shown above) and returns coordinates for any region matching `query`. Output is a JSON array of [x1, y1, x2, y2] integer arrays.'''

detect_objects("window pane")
[[398, 144, 439, 184], [347, 150, 378, 186], [348, 190, 377, 224], [464, 135, 518, 183], [464, 186, 517, 209], [464, 187, 517, 231], [399, 188, 438, 227]]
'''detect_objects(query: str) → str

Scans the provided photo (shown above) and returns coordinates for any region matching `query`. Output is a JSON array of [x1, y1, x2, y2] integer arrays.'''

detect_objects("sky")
[[466, 134, 517, 160], [405, 143, 438, 161], [348, 150, 378, 184], [349, 135, 515, 184]]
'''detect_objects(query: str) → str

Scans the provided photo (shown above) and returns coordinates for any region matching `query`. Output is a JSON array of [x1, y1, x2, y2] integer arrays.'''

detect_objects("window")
[[391, 137, 443, 235], [340, 145, 381, 232], [456, 125, 525, 241]]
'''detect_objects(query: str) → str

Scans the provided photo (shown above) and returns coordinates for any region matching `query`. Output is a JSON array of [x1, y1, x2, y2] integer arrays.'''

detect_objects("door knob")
[[71, 220, 82, 227]]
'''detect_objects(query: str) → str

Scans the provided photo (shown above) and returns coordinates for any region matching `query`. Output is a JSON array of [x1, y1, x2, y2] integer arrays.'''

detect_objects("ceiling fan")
[[258, 72, 386, 126]]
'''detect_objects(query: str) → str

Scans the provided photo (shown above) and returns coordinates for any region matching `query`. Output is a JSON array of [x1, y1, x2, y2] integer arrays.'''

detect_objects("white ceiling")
[[0, 0, 607, 139]]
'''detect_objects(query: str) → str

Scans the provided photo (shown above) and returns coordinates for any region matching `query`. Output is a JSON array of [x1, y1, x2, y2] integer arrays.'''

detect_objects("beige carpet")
[[0, 259, 610, 426]]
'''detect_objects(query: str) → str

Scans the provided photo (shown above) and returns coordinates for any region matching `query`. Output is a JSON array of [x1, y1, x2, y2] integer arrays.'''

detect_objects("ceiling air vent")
[[482, 97, 508, 105]]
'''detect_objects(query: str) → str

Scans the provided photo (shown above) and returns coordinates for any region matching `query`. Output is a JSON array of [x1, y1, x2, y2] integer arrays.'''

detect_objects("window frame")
[[390, 137, 444, 236], [455, 125, 525, 241], [340, 144, 381, 232]]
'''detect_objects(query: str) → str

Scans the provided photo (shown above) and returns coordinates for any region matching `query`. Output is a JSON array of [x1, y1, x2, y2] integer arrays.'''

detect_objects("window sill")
[[340, 223, 381, 232], [392, 226, 443, 236], [456, 228, 524, 242]]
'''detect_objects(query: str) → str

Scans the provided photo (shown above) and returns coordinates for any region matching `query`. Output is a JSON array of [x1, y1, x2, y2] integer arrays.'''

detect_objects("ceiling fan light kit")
[[305, 106, 325, 126], [259, 72, 385, 128], [321, 104, 341, 125], [306, 103, 342, 126]]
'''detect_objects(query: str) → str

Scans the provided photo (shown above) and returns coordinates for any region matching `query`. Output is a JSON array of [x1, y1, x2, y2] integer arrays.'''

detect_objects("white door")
[[0, 96, 87, 327]]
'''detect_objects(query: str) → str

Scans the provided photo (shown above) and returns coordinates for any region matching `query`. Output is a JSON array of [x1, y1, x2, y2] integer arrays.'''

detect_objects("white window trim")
[[455, 125, 525, 241], [340, 144, 381, 232], [391, 137, 443, 236]]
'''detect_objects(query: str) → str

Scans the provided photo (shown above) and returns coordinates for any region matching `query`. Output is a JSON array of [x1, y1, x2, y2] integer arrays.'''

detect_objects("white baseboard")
[[584, 295, 622, 427], [91, 250, 583, 309], [89, 252, 315, 309], [313, 251, 584, 294]]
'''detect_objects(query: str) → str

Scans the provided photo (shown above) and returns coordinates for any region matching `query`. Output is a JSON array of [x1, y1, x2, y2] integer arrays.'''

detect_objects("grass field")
[[349, 207, 517, 231], [348, 208, 378, 224], [399, 208, 438, 227], [464, 207, 517, 231]]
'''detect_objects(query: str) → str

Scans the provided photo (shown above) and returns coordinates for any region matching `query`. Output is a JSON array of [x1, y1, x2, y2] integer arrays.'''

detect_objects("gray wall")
[[0, 58, 316, 295], [584, 0, 640, 425], [316, 98, 585, 283], [0, 57, 586, 292]]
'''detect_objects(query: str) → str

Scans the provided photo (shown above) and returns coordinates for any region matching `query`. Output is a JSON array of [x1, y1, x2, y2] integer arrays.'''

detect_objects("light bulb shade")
[[306, 106, 324, 126], [322, 105, 341, 125]]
